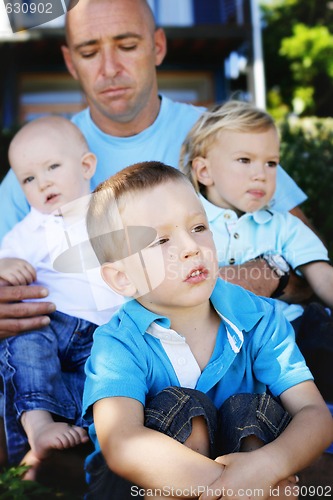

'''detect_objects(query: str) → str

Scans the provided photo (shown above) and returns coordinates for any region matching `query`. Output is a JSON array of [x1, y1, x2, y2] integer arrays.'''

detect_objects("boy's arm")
[[0, 257, 36, 286], [299, 261, 333, 308], [200, 381, 333, 500], [94, 396, 224, 497]]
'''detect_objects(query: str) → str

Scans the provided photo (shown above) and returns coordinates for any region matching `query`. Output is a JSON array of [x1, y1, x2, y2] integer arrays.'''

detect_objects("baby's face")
[[11, 131, 91, 214], [203, 127, 279, 215], [119, 179, 219, 316]]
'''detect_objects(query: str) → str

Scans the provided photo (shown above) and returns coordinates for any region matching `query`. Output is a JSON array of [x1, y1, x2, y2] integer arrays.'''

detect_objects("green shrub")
[[279, 116, 333, 259], [0, 465, 76, 499]]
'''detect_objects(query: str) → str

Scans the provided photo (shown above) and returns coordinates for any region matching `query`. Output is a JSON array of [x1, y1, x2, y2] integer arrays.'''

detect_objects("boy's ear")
[[81, 152, 97, 180], [192, 157, 214, 187], [101, 262, 137, 298]]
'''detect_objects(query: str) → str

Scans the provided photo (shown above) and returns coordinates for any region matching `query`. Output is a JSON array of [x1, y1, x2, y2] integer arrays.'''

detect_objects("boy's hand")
[[0, 280, 55, 338], [199, 450, 291, 500], [0, 258, 36, 285]]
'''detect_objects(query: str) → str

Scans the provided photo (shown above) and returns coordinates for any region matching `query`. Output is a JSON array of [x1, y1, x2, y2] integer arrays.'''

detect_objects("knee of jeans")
[[144, 387, 218, 453], [218, 393, 291, 454]]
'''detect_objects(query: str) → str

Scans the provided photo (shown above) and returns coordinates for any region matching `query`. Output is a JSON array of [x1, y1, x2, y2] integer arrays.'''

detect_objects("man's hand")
[[0, 279, 56, 338], [219, 259, 313, 303], [219, 259, 279, 297]]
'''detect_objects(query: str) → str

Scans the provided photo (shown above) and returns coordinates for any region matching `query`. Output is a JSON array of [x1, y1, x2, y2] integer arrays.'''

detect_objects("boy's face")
[[12, 130, 93, 214], [116, 180, 218, 317], [197, 127, 280, 215]]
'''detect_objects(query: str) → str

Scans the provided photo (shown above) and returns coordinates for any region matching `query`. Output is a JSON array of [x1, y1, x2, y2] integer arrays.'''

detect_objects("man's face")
[[63, 0, 166, 134]]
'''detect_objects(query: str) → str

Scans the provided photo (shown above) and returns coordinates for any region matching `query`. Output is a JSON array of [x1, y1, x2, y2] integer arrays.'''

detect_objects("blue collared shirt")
[[83, 278, 312, 454], [200, 195, 329, 321]]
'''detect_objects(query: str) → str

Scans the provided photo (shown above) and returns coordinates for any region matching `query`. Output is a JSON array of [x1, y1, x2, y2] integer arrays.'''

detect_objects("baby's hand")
[[0, 258, 37, 285]]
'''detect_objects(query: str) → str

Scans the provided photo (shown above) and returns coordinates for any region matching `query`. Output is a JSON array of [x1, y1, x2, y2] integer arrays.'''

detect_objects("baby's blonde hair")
[[179, 100, 277, 194]]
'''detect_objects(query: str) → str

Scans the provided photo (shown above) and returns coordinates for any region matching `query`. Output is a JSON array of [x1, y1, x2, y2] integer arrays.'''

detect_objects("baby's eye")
[[266, 161, 278, 168], [23, 176, 34, 184], [237, 157, 250, 164], [192, 224, 206, 233], [50, 163, 60, 170]]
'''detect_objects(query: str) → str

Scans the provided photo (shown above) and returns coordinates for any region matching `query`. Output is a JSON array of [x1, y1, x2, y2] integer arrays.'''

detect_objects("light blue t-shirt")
[[200, 195, 329, 321], [83, 278, 312, 457], [0, 96, 306, 242]]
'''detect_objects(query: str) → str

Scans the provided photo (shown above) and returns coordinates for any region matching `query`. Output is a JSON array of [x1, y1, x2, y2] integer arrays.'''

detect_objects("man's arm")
[[0, 280, 55, 338], [219, 258, 313, 303]]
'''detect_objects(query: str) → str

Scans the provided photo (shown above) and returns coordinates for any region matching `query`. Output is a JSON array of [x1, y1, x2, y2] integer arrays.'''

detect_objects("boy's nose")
[[179, 233, 200, 260], [252, 163, 266, 180]]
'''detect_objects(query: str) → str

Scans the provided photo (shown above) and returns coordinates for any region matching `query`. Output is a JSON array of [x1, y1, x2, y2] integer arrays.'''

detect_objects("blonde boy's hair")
[[179, 100, 277, 194], [86, 161, 191, 265]]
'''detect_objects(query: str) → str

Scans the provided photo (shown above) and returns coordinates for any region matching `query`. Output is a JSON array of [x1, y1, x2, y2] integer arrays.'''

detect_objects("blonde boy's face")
[[197, 127, 280, 215], [111, 180, 218, 317], [11, 128, 94, 214]]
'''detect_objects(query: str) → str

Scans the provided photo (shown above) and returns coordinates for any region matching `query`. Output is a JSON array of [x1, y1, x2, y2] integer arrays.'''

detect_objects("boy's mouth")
[[184, 267, 208, 283]]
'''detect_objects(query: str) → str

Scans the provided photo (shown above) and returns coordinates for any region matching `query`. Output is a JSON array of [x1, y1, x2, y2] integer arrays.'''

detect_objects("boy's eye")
[[23, 176, 34, 184], [50, 163, 60, 170], [149, 237, 169, 248], [192, 224, 206, 233], [266, 161, 278, 168]]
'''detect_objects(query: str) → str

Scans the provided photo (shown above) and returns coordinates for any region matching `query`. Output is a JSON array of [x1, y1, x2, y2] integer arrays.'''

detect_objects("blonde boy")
[[83, 161, 332, 500], [179, 100, 333, 401]]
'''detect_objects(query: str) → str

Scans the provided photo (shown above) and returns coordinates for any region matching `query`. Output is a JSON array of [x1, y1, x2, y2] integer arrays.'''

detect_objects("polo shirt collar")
[[25, 207, 63, 231], [199, 194, 273, 225], [122, 278, 263, 344], [122, 298, 171, 334]]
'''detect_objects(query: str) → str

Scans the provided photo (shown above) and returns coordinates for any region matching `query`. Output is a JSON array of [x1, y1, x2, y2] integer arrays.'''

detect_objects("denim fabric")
[[0, 310, 96, 464], [293, 302, 333, 403], [85, 388, 291, 500]]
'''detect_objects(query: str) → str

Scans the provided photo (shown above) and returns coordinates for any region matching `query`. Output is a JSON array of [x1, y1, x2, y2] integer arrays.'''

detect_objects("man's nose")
[[100, 47, 121, 78]]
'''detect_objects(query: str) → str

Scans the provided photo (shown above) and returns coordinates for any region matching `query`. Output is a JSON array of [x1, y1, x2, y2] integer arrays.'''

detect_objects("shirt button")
[[229, 258, 235, 265], [178, 357, 186, 366], [233, 233, 239, 239], [224, 213, 231, 220]]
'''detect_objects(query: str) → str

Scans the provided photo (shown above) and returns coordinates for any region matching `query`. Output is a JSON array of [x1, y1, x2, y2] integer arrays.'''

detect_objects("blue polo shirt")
[[83, 278, 312, 456]]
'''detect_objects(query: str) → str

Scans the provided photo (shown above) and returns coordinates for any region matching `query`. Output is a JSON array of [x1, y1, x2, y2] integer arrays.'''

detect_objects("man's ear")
[[192, 157, 214, 187], [81, 152, 97, 180], [154, 28, 167, 66], [101, 262, 137, 298], [61, 45, 79, 80]]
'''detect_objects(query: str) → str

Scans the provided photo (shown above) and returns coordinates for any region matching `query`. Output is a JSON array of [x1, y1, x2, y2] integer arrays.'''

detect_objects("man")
[[0, 0, 311, 339]]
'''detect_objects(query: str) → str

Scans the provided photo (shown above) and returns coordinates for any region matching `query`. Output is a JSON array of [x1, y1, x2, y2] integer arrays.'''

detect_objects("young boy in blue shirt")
[[180, 100, 333, 402], [83, 161, 332, 499]]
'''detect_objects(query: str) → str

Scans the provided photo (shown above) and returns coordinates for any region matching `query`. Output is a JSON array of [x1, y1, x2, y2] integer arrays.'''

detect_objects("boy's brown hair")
[[86, 161, 192, 264]]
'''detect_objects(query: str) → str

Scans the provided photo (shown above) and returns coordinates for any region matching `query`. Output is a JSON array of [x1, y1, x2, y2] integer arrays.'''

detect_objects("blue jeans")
[[0, 310, 96, 464], [85, 387, 291, 500]]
